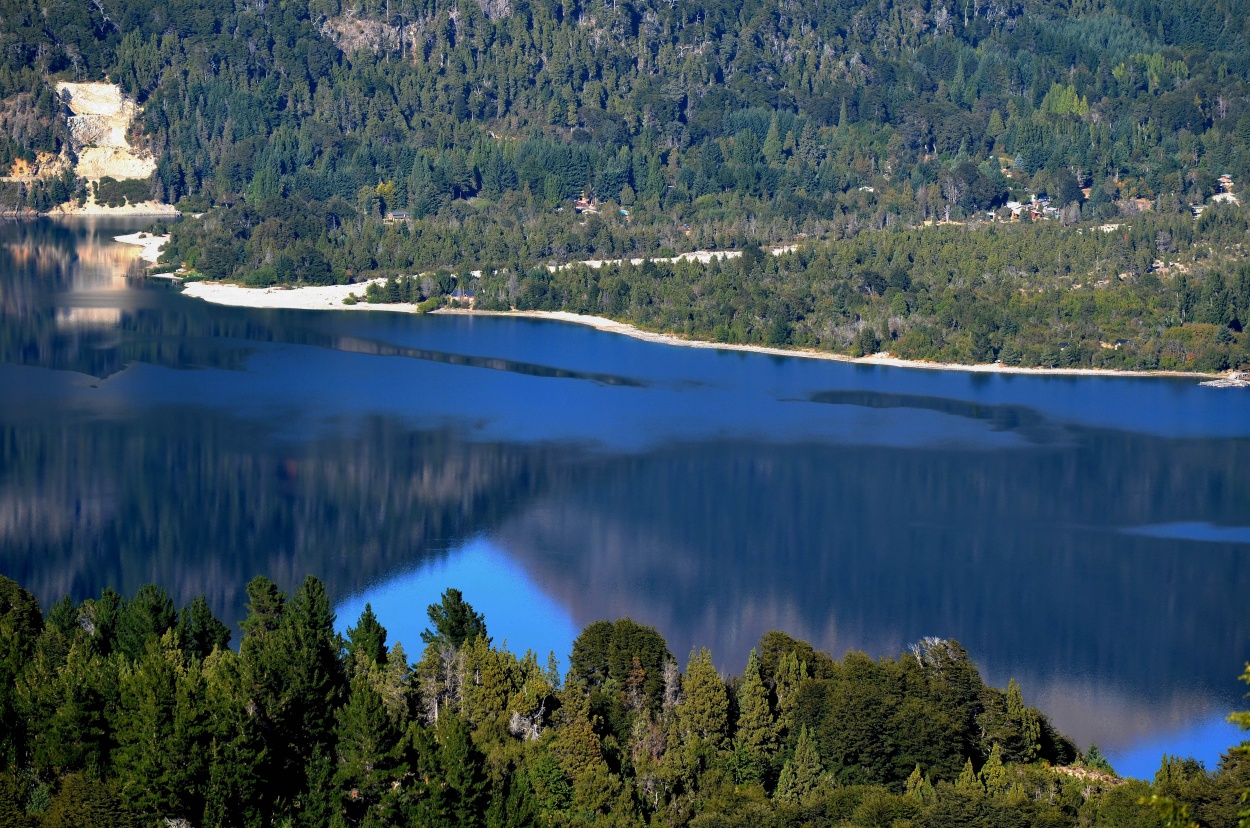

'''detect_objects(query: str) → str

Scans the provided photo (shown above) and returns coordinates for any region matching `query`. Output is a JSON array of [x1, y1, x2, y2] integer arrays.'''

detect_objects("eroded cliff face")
[[54, 82, 157, 181]]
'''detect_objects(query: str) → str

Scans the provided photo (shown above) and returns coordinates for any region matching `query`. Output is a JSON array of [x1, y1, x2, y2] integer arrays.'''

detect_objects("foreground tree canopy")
[[3, 0, 1250, 370], [0, 574, 1247, 827]]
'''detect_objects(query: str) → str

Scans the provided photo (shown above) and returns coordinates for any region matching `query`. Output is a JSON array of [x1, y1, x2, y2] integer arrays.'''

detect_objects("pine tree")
[[0, 773, 31, 828], [773, 650, 806, 733], [763, 115, 783, 165], [347, 603, 389, 670], [202, 648, 266, 828], [422, 588, 488, 648], [980, 743, 1008, 796], [775, 724, 822, 802], [296, 746, 340, 828], [735, 649, 778, 766], [280, 576, 346, 787], [461, 635, 513, 727], [40, 774, 127, 828], [674, 648, 729, 752], [955, 757, 984, 796], [0, 577, 42, 767], [1006, 678, 1041, 762], [114, 632, 210, 821], [551, 680, 603, 779], [177, 595, 230, 661], [438, 714, 488, 828], [904, 763, 937, 804], [336, 674, 403, 822]]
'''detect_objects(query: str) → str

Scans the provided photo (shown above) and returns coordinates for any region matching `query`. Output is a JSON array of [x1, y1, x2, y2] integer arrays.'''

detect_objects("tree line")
[[0, 574, 1247, 827]]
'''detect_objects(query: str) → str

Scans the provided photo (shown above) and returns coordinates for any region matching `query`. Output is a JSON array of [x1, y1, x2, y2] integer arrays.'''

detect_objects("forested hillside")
[[3, 0, 1250, 367], [1, 574, 1247, 827]]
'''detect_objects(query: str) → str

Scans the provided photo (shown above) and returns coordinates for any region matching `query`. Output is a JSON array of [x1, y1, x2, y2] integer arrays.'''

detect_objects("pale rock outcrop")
[[55, 82, 157, 181]]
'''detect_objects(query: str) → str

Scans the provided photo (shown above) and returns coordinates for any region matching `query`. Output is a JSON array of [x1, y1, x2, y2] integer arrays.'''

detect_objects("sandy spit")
[[175, 281, 1223, 380], [114, 232, 170, 263], [181, 279, 389, 310]]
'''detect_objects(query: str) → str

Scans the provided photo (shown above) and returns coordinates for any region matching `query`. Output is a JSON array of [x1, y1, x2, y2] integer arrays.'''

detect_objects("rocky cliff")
[[55, 82, 157, 182]]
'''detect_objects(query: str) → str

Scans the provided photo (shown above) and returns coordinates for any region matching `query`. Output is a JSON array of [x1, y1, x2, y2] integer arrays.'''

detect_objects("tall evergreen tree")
[[775, 724, 822, 803], [114, 631, 210, 822], [346, 603, 389, 670], [422, 588, 488, 649], [734, 649, 778, 779], [177, 595, 230, 661], [673, 648, 730, 753], [116, 584, 177, 662]]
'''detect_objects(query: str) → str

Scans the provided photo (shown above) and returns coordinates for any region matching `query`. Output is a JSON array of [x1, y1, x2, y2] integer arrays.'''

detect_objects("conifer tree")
[[296, 747, 340, 828], [422, 588, 488, 648], [346, 603, 389, 670], [202, 648, 266, 828], [114, 632, 210, 821], [1006, 678, 1042, 763], [980, 743, 1008, 796], [40, 774, 127, 828], [775, 724, 822, 802], [673, 648, 729, 752], [438, 713, 488, 828], [177, 595, 230, 661], [551, 680, 603, 779], [904, 763, 937, 804], [773, 650, 806, 733], [0, 577, 42, 766], [0, 773, 30, 828], [335, 674, 403, 822], [116, 585, 178, 662], [735, 649, 778, 775], [955, 757, 984, 796]]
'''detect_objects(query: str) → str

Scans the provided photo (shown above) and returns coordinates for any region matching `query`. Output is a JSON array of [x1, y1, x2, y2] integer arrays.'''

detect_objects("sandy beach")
[[172, 280, 1230, 380], [181, 279, 389, 310], [114, 232, 170, 263]]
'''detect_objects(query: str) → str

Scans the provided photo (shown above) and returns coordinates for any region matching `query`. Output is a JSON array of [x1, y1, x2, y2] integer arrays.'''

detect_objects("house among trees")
[[572, 194, 598, 214], [383, 211, 410, 222]]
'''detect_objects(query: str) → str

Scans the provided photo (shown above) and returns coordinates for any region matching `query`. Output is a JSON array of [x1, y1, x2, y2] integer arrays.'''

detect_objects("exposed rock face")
[[55, 82, 157, 181]]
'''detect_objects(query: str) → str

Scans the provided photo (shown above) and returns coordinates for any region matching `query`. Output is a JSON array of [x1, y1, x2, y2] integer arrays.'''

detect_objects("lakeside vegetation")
[[0, 574, 1247, 828], [3, 0, 1250, 369]]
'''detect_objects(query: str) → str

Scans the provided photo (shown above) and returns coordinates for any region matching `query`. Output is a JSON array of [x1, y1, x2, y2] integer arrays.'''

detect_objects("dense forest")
[[3, 0, 1250, 367], [0, 574, 1247, 827]]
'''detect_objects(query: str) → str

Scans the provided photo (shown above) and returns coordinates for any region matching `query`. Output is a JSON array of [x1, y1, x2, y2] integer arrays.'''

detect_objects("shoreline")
[[52, 203, 180, 218], [171, 279, 1229, 381], [113, 232, 170, 263], [435, 308, 1223, 380]]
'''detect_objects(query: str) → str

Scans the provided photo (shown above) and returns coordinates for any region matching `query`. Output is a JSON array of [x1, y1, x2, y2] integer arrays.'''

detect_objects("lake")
[[1, 217, 1248, 779]]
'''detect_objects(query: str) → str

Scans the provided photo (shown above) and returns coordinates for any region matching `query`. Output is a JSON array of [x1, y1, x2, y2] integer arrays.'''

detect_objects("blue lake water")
[[2, 218, 1248, 779]]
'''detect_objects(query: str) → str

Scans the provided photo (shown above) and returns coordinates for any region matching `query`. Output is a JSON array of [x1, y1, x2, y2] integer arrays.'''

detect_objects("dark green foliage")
[[0, 577, 41, 766], [115, 583, 176, 662], [177, 594, 231, 660], [421, 587, 488, 649], [569, 618, 672, 712], [346, 603, 388, 668], [0, 574, 1245, 827], [335, 675, 403, 823], [41, 774, 131, 828], [93, 177, 153, 208]]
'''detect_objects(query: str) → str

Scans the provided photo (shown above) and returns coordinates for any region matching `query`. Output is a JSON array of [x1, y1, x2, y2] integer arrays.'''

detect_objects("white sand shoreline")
[[114, 232, 170, 263], [170, 279, 1229, 381]]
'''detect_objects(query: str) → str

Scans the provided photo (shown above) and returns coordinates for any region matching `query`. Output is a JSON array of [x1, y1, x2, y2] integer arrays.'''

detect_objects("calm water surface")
[[2, 218, 1248, 779]]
